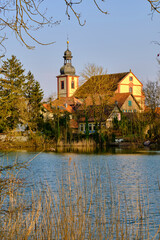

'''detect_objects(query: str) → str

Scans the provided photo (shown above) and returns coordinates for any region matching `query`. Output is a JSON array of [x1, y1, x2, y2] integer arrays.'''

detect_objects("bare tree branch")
[[0, 0, 59, 51], [147, 0, 160, 14], [0, 0, 108, 52]]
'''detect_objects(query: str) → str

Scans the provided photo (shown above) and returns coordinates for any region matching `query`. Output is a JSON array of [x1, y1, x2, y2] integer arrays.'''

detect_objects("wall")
[[118, 72, 144, 110], [58, 75, 79, 98], [120, 95, 140, 113]]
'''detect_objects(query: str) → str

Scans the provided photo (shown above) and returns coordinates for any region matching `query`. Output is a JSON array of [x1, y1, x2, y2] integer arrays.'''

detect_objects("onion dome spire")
[[60, 41, 76, 75]]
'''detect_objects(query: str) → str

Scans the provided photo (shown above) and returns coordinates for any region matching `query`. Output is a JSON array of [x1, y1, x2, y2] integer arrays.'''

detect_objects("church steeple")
[[57, 41, 79, 98], [60, 41, 76, 75]]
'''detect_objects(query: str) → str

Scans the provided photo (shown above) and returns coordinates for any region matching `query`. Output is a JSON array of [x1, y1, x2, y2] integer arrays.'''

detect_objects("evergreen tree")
[[0, 55, 26, 131], [0, 56, 44, 133], [25, 71, 44, 131]]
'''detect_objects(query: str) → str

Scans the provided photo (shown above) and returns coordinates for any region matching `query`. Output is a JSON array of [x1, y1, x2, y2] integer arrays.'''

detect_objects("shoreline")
[[0, 139, 159, 154]]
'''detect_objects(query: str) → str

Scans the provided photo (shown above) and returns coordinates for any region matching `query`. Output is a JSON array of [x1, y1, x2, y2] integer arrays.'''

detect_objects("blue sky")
[[2, 0, 160, 98]]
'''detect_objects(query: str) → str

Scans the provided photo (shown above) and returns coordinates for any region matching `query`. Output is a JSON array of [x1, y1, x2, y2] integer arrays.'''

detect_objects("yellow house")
[[74, 70, 144, 111], [115, 70, 144, 111]]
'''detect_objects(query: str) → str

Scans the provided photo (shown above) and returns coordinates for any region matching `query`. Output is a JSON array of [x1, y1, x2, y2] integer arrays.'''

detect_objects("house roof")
[[77, 94, 109, 110], [69, 119, 78, 129], [74, 72, 129, 98], [77, 92, 140, 111], [109, 93, 130, 108], [111, 93, 141, 109], [43, 103, 52, 113], [78, 104, 120, 123], [52, 97, 82, 106], [43, 97, 83, 114]]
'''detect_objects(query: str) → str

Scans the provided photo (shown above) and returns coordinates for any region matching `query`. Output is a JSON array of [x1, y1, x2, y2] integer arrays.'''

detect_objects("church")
[[43, 42, 145, 134]]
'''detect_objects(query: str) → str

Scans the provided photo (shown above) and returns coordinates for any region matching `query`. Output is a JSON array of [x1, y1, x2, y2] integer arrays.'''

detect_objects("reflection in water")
[[2, 151, 160, 238]]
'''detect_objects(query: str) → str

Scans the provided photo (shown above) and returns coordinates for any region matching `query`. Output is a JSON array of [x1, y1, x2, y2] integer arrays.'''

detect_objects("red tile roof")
[[77, 92, 140, 111], [69, 119, 78, 129], [43, 103, 52, 113], [110, 93, 131, 108], [43, 97, 83, 114], [52, 97, 82, 106]]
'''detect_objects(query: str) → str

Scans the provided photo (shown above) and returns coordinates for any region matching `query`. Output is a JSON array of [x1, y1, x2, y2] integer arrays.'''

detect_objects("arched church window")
[[71, 80, 74, 89]]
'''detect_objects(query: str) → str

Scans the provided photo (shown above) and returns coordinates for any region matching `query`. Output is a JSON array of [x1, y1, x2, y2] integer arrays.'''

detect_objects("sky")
[[2, 0, 160, 99]]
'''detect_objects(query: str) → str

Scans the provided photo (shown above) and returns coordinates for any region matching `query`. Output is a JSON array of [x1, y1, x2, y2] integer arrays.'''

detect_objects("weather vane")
[[67, 34, 69, 49]]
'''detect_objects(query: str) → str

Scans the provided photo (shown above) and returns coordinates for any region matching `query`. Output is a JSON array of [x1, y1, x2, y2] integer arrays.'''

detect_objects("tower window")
[[129, 76, 133, 81], [61, 81, 64, 89], [71, 80, 74, 89], [129, 87, 133, 93]]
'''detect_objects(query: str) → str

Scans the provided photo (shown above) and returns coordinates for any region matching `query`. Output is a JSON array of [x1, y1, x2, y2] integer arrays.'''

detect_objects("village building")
[[77, 92, 141, 133], [43, 42, 144, 134], [74, 71, 144, 111], [57, 41, 79, 98]]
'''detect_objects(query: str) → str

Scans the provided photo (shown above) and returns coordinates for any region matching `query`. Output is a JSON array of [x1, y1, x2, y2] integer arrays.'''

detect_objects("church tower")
[[57, 41, 79, 98]]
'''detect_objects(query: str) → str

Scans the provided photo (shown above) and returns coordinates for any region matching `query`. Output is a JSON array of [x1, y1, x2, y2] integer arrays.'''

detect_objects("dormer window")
[[61, 81, 64, 89], [129, 76, 133, 81], [71, 80, 74, 89]]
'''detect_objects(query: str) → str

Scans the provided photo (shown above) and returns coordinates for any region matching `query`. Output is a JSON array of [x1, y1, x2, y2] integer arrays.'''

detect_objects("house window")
[[129, 76, 133, 81], [128, 100, 132, 106], [80, 124, 83, 132], [89, 124, 92, 131], [61, 81, 64, 89], [133, 109, 136, 113], [129, 87, 133, 93], [71, 80, 74, 89]]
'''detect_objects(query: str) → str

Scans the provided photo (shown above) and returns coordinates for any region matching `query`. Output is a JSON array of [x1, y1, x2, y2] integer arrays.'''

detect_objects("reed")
[[0, 157, 160, 239]]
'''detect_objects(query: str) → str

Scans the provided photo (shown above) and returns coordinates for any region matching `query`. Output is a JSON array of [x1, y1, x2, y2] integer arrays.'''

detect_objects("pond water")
[[2, 150, 160, 238]]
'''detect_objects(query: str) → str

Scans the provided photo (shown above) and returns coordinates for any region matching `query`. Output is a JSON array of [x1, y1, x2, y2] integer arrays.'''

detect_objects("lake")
[[2, 150, 160, 239]]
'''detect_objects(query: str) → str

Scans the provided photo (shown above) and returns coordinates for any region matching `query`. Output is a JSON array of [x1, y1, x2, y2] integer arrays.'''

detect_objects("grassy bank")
[[0, 134, 145, 153], [0, 137, 55, 152], [0, 132, 159, 153]]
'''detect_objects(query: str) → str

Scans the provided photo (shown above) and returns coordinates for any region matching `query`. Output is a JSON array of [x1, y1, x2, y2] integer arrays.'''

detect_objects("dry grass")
[[0, 157, 160, 239]]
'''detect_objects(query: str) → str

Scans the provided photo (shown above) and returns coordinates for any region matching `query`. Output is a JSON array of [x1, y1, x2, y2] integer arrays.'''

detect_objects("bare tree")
[[1, 0, 160, 53], [0, 0, 58, 52], [144, 81, 160, 114], [147, 0, 160, 15], [144, 80, 160, 137], [64, 0, 108, 26], [75, 64, 116, 99], [0, 0, 107, 53], [80, 63, 107, 85]]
